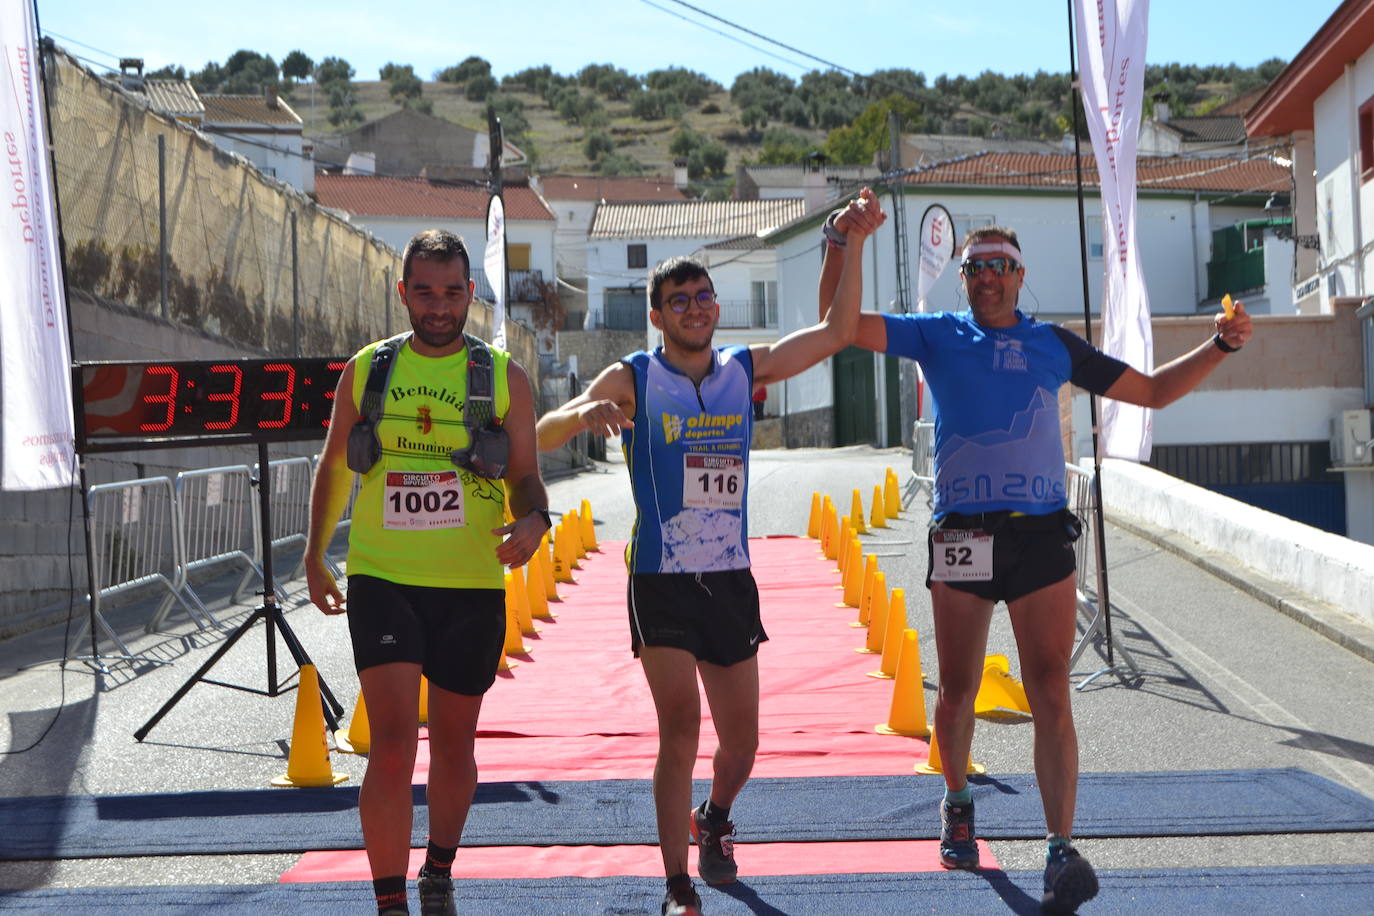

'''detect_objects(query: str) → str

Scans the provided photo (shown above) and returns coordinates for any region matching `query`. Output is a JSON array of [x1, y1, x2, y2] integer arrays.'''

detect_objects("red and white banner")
[[484, 194, 506, 349], [916, 203, 955, 312], [1, 1, 74, 490], [1075, 0, 1154, 461]]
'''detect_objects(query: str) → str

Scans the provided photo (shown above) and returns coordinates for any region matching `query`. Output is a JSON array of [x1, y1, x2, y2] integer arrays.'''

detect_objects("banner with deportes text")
[[484, 194, 506, 350], [1, 1, 75, 490], [1075, 0, 1154, 461]]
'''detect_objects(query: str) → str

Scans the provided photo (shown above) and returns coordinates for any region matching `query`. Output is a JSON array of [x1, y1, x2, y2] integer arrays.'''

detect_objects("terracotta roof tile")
[[539, 175, 689, 202], [902, 151, 1288, 194], [200, 94, 302, 127], [589, 199, 806, 240], [314, 173, 554, 221]]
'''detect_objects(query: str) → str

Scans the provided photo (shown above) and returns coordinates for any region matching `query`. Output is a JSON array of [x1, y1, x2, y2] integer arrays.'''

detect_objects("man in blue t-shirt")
[[538, 192, 885, 916], [821, 218, 1252, 914]]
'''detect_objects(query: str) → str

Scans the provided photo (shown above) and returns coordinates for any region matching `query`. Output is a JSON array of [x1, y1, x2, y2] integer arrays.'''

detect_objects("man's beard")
[[660, 320, 712, 353], [410, 312, 466, 349]]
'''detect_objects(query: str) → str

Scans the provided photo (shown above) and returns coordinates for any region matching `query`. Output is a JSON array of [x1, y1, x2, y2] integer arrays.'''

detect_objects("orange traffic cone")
[[579, 499, 599, 551], [335, 688, 371, 754], [975, 656, 1032, 716], [870, 589, 908, 678], [418, 675, 429, 725], [869, 485, 888, 529], [839, 540, 863, 608], [884, 469, 902, 518], [502, 580, 528, 662], [914, 726, 986, 776], [271, 664, 348, 787], [850, 554, 878, 627], [850, 489, 868, 534], [527, 552, 554, 620], [807, 492, 822, 539], [858, 573, 888, 654], [509, 567, 539, 636], [540, 531, 559, 599], [876, 629, 930, 737], [836, 518, 853, 573], [567, 508, 587, 560]]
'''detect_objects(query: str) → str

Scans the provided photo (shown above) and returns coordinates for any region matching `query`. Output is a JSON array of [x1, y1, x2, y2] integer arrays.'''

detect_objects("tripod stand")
[[135, 441, 343, 741]]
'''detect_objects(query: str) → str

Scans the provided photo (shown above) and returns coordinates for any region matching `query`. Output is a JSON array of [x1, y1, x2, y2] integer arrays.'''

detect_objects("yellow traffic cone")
[[876, 629, 930, 737], [509, 567, 539, 636], [579, 499, 600, 551], [869, 485, 888, 529], [858, 573, 888, 654], [914, 725, 986, 776], [553, 525, 576, 583], [823, 508, 841, 561], [271, 664, 348, 787], [884, 469, 902, 518], [503, 579, 529, 658], [820, 503, 834, 560], [567, 508, 587, 560], [839, 540, 864, 608], [870, 588, 908, 678], [851, 555, 878, 627], [835, 517, 855, 578], [836, 523, 852, 581], [335, 688, 371, 754], [540, 532, 559, 599], [975, 657, 1033, 716], [418, 675, 429, 725], [527, 552, 554, 620], [821, 497, 836, 554], [850, 489, 868, 534], [807, 492, 822, 539]]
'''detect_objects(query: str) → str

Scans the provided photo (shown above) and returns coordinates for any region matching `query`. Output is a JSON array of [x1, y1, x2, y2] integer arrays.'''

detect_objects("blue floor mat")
[[4, 867, 1374, 914], [2, 768, 1373, 859]]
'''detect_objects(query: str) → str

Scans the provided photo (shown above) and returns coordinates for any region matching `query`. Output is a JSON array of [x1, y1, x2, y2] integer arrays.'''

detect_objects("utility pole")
[[888, 110, 912, 314]]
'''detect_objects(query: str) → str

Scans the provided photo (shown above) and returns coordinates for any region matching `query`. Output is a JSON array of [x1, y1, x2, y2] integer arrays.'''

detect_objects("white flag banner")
[[916, 203, 955, 312], [484, 194, 506, 349], [1, 3, 75, 490], [1075, 0, 1154, 461]]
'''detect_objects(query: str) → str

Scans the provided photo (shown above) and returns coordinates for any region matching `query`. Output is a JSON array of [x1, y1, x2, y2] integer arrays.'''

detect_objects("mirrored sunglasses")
[[959, 257, 1021, 278]]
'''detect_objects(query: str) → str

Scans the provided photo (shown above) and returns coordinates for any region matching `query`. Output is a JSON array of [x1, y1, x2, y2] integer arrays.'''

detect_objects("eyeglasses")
[[663, 291, 718, 313], [959, 258, 1021, 278]]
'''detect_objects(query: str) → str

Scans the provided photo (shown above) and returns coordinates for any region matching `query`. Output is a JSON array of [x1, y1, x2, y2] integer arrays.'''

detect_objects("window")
[[952, 214, 995, 248], [751, 280, 778, 328], [1359, 96, 1374, 182], [627, 244, 647, 270], [507, 243, 531, 271], [1086, 216, 1104, 259]]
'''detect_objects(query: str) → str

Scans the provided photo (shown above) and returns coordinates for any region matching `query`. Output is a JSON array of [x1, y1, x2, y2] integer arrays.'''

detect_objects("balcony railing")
[[717, 299, 777, 329]]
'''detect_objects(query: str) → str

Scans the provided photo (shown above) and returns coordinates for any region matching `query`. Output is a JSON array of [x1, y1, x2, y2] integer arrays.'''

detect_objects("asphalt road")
[[1, 443, 1371, 895]]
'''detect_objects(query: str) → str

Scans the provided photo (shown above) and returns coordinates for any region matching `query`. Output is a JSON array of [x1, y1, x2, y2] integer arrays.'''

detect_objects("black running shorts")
[[627, 569, 766, 666], [925, 510, 1080, 604], [345, 574, 505, 696]]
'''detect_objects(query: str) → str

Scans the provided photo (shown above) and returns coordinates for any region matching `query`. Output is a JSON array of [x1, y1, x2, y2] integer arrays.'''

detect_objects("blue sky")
[[36, 0, 1342, 86]]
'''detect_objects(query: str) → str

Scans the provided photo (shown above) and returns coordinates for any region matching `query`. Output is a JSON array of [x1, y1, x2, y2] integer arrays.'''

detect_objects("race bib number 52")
[[931, 529, 993, 581], [383, 470, 466, 530], [683, 453, 744, 510]]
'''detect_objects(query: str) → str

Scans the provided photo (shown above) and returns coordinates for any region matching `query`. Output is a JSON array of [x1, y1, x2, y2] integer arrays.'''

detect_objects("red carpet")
[[281, 839, 996, 882]]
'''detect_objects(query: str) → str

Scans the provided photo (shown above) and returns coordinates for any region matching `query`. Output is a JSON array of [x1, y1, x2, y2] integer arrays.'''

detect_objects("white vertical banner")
[[1075, 0, 1154, 461], [484, 194, 506, 349], [1, 2, 75, 490], [916, 203, 956, 311]]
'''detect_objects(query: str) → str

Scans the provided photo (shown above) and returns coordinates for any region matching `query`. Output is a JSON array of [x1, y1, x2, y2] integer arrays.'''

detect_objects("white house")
[[1245, 0, 1374, 543], [200, 90, 313, 194], [313, 173, 558, 354]]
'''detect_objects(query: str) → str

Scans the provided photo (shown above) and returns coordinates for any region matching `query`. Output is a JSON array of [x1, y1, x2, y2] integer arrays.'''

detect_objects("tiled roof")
[[589, 199, 807, 240], [702, 234, 773, 251], [738, 164, 881, 187], [539, 175, 689, 202], [901, 151, 1288, 194], [200, 94, 302, 127], [314, 174, 554, 221], [141, 79, 203, 117], [1159, 116, 1248, 144]]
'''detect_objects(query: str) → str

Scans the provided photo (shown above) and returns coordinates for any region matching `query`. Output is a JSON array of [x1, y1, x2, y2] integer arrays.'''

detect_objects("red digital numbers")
[[203, 364, 242, 430], [323, 360, 347, 427], [258, 363, 296, 429], [139, 365, 179, 432]]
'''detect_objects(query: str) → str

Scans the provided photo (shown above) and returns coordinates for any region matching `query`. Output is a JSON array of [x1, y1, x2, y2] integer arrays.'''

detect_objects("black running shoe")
[[417, 870, 457, 916], [939, 799, 980, 870], [689, 802, 738, 885], [661, 881, 703, 916], [1041, 845, 1098, 914]]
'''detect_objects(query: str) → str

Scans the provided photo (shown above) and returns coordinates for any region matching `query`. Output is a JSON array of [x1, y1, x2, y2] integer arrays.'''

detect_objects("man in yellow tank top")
[[304, 229, 550, 916]]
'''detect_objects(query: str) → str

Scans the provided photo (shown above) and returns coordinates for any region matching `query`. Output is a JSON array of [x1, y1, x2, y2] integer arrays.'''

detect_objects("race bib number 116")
[[683, 453, 744, 510]]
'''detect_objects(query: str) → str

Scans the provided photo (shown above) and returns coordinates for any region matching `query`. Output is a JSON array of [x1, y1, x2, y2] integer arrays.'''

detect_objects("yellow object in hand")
[[1221, 294, 1234, 320]]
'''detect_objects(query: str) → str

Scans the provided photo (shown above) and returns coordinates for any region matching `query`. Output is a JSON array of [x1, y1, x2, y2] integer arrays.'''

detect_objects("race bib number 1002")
[[383, 470, 466, 530], [930, 529, 994, 581], [683, 453, 744, 510]]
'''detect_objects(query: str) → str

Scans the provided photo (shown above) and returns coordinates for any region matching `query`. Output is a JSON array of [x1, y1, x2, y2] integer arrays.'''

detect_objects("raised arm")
[[818, 191, 889, 354], [1103, 302, 1253, 408], [305, 356, 360, 615], [535, 360, 637, 450], [751, 190, 886, 386]]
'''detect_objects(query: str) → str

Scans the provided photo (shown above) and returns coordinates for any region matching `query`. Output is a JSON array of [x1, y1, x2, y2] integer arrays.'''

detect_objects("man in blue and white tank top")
[[824, 219, 1253, 914], [539, 191, 886, 916]]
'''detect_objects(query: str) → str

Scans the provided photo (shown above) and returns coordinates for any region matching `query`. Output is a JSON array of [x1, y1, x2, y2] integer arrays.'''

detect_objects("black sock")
[[703, 799, 731, 825], [420, 840, 458, 878], [373, 875, 408, 914], [666, 872, 693, 894]]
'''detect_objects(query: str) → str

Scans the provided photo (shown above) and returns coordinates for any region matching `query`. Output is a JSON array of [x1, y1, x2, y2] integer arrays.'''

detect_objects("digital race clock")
[[76, 358, 348, 452]]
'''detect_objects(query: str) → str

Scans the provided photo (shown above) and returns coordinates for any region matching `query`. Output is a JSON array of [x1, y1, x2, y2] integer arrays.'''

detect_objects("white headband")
[[961, 240, 1022, 263]]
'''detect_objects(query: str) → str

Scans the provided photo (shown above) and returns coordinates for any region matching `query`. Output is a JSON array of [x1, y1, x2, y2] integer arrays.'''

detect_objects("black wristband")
[[527, 507, 552, 530], [1212, 332, 1241, 354], [822, 210, 848, 249]]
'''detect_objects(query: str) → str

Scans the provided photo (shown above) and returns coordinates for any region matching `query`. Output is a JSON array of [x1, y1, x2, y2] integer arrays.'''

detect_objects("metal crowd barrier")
[[1065, 461, 1140, 680], [80, 476, 215, 655], [174, 465, 259, 623], [904, 419, 935, 509], [257, 456, 314, 589]]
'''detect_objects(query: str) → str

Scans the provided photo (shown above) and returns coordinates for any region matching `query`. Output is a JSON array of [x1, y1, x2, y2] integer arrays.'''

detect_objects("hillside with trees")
[[152, 51, 1287, 197]]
